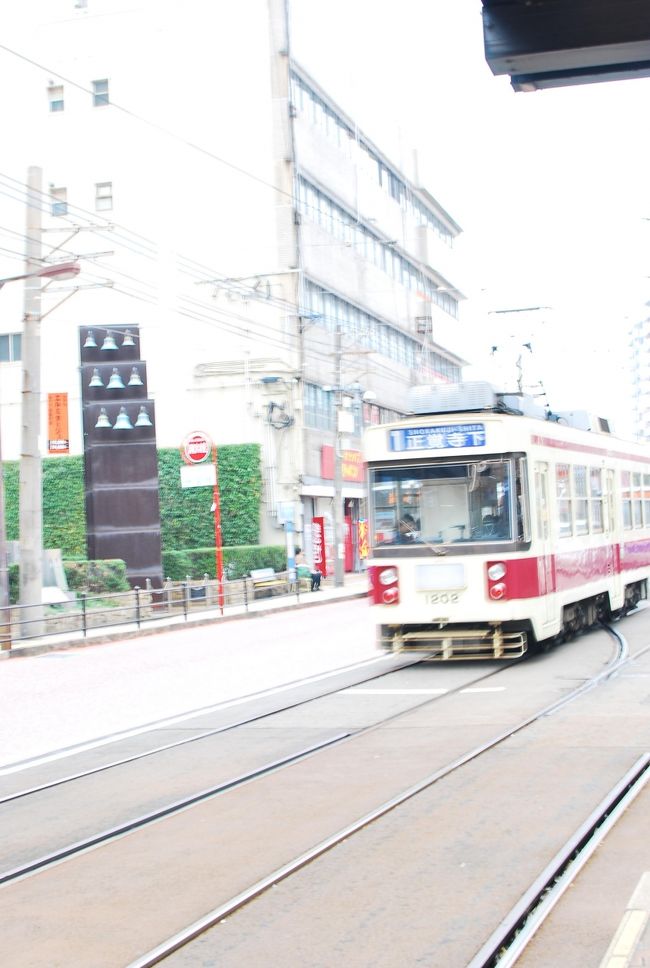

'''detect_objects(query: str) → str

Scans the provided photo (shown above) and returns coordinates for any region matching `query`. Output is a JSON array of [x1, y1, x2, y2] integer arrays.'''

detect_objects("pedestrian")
[[295, 548, 322, 591]]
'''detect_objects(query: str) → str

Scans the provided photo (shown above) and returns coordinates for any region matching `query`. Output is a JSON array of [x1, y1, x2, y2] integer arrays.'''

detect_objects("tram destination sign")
[[389, 423, 486, 452]]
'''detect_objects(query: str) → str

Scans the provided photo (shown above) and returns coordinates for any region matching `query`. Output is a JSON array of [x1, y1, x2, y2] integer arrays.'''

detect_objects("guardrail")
[[0, 571, 319, 652]]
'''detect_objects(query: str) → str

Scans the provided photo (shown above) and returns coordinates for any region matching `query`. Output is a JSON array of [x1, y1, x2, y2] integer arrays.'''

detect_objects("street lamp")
[[0, 262, 80, 290], [0, 261, 79, 647]]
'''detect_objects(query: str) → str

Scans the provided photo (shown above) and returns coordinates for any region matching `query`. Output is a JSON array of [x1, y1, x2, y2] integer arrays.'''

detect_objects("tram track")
[[469, 754, 650, 968], [0, 656, 512, 885], [124, 623, 638, 967], [1, 623, 643, 968]]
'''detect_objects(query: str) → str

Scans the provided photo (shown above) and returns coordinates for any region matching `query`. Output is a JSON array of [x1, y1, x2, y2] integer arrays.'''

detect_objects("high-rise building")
[[0, 0, 466, 574]]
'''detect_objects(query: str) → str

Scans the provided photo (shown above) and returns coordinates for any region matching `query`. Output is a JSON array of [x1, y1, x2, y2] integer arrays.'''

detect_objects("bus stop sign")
[[181, 431, 211, 465]]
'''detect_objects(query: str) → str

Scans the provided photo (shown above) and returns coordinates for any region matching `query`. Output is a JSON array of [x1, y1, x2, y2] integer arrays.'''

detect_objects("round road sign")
[[181, 431, 212, 465]]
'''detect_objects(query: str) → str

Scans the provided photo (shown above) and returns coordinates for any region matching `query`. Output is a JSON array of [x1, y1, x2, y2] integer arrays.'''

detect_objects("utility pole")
[[333, 321, 345, 587], [19, 166, 44, 636]]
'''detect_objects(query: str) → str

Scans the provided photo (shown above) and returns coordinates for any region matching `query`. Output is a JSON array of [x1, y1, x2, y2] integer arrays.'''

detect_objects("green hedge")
[[8, 559, 129, 603], [1, 442, 263, 558], [63, 559, 130, 594], [162, 544, 287, 581]]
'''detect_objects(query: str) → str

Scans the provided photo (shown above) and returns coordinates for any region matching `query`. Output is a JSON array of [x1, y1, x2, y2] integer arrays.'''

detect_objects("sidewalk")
[[0, 572, 369, 661]]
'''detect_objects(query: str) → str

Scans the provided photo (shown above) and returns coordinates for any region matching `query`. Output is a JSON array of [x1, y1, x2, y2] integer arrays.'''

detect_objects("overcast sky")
[[291, 0, 650, 434]]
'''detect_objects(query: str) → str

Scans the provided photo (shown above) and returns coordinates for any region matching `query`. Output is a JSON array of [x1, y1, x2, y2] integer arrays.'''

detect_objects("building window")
[[304, 384, 335, 431], [48, 85, 64, 112], [92, 79, 109, 106], [0, 333, 22, 362], [50, 187, 68, 216], [95, 182, 113, 211]]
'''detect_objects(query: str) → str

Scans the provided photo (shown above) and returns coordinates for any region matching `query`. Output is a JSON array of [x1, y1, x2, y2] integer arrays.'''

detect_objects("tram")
[[363, 381, 650, 659]]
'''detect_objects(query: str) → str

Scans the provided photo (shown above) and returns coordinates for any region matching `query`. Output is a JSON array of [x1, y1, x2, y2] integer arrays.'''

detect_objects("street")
[[0, 597, 376, 770]]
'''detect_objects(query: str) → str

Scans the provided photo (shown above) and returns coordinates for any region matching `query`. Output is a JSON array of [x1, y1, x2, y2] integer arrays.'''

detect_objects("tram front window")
[[370, 459, 517, 546]]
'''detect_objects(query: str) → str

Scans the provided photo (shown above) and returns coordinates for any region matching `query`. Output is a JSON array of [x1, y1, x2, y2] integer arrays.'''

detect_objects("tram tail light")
[[369, 565, 400, 605], [486, 561, 508, 601]]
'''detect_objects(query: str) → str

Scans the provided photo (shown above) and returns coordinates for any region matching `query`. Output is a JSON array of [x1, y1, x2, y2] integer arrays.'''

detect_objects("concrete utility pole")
[[333, 321, 345, 588], [19, 166, 44, 636]]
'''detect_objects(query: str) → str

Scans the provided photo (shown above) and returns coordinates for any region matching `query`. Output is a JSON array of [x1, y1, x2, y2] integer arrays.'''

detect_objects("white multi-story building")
[[0, 0, 466, 573], [629, 312, 650, 441]]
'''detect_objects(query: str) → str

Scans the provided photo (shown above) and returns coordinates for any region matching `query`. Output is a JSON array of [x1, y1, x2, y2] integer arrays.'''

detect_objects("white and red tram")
[[363, 382, 650, 659]]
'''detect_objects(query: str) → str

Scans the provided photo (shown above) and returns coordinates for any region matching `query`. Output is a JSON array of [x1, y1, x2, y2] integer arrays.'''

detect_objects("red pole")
[[212, 443, 225, 613]]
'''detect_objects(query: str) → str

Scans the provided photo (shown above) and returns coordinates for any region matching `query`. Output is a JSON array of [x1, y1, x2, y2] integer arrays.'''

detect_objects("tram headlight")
[[369, 565, 400, 605], [487, 562, 506, 581], [378, 567, 398, 586]]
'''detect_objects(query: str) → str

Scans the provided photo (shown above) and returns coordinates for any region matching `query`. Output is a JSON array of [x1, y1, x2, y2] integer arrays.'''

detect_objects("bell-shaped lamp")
[[135, 405, 153, 427], [89, 367, 104, 388], [83, 330, 97, 349], [101, 332, 118, 351], [122, 329, 135, 347], [107, 367, 125, 389], [113, 406, 133, 430], [95, 407, 112, 429], [128, 366, 143, 386]]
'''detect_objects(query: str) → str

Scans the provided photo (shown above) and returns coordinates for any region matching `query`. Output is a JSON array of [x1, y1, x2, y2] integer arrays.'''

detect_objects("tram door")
[[604, 469, 623, 610], [534, 462, 555, 627]]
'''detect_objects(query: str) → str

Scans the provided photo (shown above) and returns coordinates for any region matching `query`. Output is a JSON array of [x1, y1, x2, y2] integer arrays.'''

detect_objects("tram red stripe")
[[503, 539, 650, 599]]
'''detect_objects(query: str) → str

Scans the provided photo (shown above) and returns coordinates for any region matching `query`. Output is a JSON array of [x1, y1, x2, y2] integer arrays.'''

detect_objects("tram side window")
[[590, 468, 603, 533], [621, 472, 632, 529], [556, 463, 572, 537], [633, 472, 643, 528], [644, 474, 650, 525], [573, 465, 588, 535]]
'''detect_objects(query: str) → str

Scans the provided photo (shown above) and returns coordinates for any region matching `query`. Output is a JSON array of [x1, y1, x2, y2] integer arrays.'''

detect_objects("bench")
[[249, 568, 288, 599]]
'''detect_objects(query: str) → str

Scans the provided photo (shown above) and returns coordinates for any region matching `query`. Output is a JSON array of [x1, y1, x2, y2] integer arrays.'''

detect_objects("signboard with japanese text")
[[389, 423, 486, 452], [312, 516, 327, 577], [320, 445, 365, 482], [47, 393, 69, 454], [358, 519, 369, 559], [180, 463, 217, 488]]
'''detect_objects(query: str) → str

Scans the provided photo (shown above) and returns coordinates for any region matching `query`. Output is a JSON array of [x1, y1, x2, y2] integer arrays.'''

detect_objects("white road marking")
[[460, 687, 506, 694], [338, 688, 449, 695]]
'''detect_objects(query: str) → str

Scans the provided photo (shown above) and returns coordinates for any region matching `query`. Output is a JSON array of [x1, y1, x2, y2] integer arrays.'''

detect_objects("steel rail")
[[0, 732, 350, 886], [467, 753, 650, 968], [0, 659, 511, 884], [125, 628, 630, 968], [0, 653, 424, 803]]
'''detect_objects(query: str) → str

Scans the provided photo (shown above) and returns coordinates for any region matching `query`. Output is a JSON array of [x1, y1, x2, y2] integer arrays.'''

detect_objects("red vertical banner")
[[312, 517, 327, 577], [344, 515, 353, 572], [47, 393, 69, 454]]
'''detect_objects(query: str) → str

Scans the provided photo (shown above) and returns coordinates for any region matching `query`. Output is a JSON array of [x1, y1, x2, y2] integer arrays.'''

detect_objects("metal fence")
[[0, 571, 316, 652]]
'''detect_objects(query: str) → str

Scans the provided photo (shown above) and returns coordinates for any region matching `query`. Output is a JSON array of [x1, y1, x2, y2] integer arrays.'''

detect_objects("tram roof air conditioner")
[[407, 381, 498, 415]]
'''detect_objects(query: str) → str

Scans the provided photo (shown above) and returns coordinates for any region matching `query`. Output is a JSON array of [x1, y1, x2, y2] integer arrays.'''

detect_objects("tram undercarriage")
[[379, 580, 648, 661]]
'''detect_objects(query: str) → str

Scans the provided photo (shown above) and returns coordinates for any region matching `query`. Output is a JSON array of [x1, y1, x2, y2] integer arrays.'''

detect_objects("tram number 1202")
[[422, 591, 460, 605]]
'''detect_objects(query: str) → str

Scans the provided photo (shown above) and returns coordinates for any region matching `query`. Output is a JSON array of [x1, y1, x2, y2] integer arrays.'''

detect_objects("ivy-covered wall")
[[2, 442, 263, 557], [3, 456, 87, 556], [158, 445, 262, 548]]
